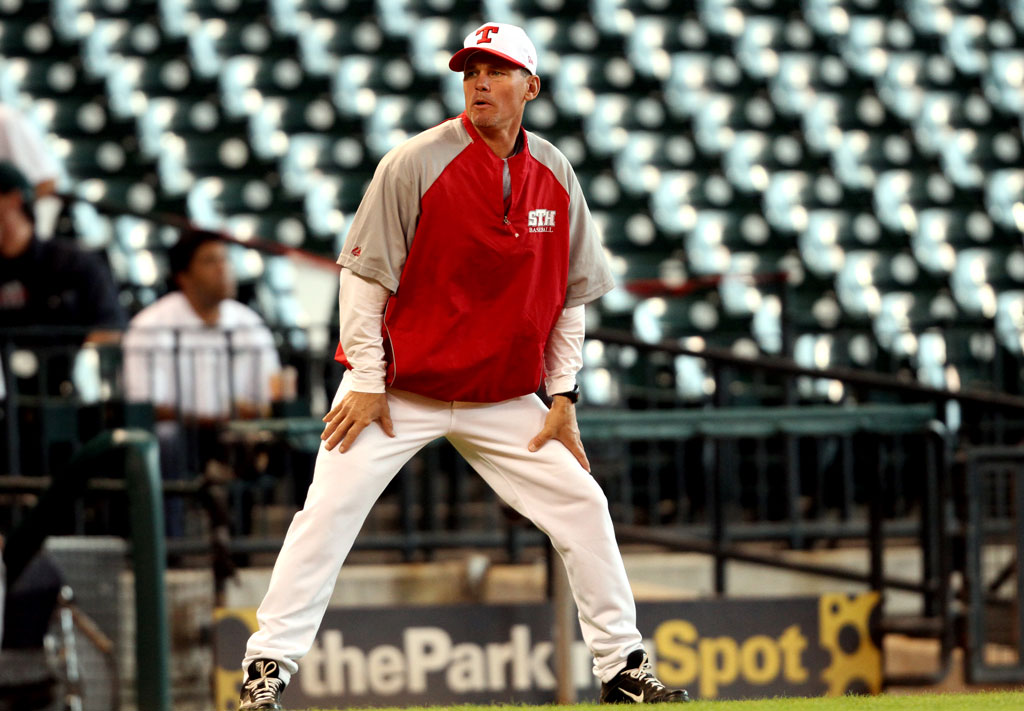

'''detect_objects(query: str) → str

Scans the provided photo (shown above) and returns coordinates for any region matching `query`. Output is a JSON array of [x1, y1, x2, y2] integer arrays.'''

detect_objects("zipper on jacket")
[[504, 213, 519, 238]]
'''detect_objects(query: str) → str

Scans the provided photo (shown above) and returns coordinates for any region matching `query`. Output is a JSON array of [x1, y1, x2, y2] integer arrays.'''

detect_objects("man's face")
[[0, 191, 33, 259], [179, 241, 236, 305], [462, 54, 540, 132]]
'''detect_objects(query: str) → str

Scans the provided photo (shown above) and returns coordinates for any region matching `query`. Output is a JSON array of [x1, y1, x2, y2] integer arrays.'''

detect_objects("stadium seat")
[[771, 52, 861, 119], [589, 0, 640, 39], [138, 97, 234, 159], [944, 15, 1019, 76], [983, 50, 1024, 115], [571, 166, 618, 209], [57, 135, 151, 181], [838, 16, 910, 79], [950, 247, 1024, 319], [591, 209, 665, 254], [65, 195, 114, 249], [911, 208, 997, 276], [612, 131, 698, 197], [938, 129, 1023, 189], [81, 19, 174, 79], [364, 94, 446, 158], [330, 55, 417, 119], [798, 209, 886, 278], [220, 54, 329, 118], [872, 169, 960, 234], [763, 170, 845, 234], [186, 175, 292, 228], [831, 129, 916, 190], [803, 0, 856, 40], [27, 96, 113, 139], [633, 296, 724, 344], [578, 339, 627, 407], [162, 0, 269, 22], [268, 0, 370, 26], [876, 52, 958, 122], [51, 0, 159, 39], [697, 0, 762, 40], [0, 56, 87, 105], [106, 55, 218, 119], [717, 252, 786, 321], [929, 327, 999, 392], [693, 93, 787, 157], [750, 17, 819, 77], [835, 249, 923, 320], [649, 170, 737, 236], [995, 290, 1024, 356], [627, 15, 704, 79], [633, 294, 758, 406], [76, 177, 161, 218], [111, 215, 172, 252], [911, 90, 1002, 158], [692, 209, 780, 259], [247, 96, 358, 160], [108, 245, 169, 289], [872, 289, 960, 362], [904, 0, 963, 36], [0, 14, 72, 60], [801, 91, 894, 156], [583, 93, 667, 158], [224, 239, 268, 283], [279, 134, 372, 200], [912, 329, 952, 388], [984, 168, 1024, 234], [663, 52, 719, 119], [793, 330, 880, 400], [407, 16, 459, 78], [723, 131, 809, 194], [298, 18, 386, 76], [190, 17, 300, 79], [228, 214, 308, 253]]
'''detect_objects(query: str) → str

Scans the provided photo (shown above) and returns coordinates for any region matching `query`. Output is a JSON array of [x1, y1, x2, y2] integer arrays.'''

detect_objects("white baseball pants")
[[244, 375, 644, 684]]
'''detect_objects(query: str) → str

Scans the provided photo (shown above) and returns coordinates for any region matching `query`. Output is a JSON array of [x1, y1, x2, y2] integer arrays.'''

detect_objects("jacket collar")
[[459, 113, 530, 163]]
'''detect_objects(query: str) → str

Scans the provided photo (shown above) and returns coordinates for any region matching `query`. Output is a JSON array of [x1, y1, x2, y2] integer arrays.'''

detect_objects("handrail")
[[590, 328, 1024, 411], [222, 402, 938, 447]]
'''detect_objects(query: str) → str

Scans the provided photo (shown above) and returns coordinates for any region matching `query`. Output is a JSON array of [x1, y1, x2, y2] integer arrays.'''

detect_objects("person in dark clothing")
[[0, 160, 124, 397]]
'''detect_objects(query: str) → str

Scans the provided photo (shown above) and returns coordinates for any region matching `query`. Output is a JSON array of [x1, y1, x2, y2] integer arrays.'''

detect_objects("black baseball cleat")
[[239, 659, 286, 710], [601, 650, 690, 704]]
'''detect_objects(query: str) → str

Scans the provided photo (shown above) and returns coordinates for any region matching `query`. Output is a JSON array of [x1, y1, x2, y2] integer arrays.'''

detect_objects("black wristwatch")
[[552, 384, 580, 404]]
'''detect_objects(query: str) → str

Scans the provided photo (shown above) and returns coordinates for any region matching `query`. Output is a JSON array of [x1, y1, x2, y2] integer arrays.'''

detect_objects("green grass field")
[[307, 691, 1024, 711]]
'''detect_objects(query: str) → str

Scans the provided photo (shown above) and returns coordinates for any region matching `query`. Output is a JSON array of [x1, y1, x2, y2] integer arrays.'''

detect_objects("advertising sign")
[[214, 593, 879, 709]]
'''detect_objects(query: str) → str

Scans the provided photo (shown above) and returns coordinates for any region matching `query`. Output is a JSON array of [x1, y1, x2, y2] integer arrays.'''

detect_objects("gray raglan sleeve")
[[565, 168, 614, 308], [336, 150, 421, 293]]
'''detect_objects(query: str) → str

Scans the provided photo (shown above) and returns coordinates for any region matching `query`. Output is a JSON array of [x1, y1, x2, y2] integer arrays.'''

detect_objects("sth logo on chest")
[[527, 209, 556, 233]]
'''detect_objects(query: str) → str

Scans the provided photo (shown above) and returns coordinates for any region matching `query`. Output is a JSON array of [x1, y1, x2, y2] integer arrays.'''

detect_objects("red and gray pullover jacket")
[[335, 113, 613, 403]]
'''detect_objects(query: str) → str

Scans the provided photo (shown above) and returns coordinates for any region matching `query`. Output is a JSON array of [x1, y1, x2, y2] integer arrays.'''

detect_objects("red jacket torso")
[[336, 115, 571, 402]]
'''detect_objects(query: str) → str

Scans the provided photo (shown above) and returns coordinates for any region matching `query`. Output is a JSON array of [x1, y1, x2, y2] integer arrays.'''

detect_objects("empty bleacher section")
[[0, 0, 1019, 407]]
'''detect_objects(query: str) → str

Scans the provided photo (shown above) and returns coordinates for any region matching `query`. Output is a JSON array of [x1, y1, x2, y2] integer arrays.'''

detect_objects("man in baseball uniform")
[[238, 22, 689, 709]]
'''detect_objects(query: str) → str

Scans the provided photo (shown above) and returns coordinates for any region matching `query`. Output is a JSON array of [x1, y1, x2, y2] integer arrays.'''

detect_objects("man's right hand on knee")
[[321, 391, 396, 452]]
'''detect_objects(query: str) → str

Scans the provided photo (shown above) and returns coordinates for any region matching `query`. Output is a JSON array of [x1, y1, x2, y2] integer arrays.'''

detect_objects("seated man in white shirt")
[[123, 230, 284, 536], [123, 230, 282, 422]]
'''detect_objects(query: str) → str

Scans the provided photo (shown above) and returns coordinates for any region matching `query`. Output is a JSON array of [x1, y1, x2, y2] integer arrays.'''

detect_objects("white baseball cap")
[[449, 22, 538, 75]]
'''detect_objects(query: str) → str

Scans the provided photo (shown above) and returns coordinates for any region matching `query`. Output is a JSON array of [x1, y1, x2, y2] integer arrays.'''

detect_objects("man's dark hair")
[[169, 229, 223, 280], [0, 161, 35, 222]]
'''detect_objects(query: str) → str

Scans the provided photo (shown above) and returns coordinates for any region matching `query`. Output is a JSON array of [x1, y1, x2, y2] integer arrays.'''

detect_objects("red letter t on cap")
[[475, 25, 499, 44]]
